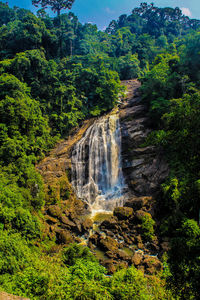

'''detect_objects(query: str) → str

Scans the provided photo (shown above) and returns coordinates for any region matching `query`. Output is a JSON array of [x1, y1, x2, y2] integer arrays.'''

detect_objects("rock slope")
[[37, 79, 169, 273], [87, 80, 169, 273], [120, 79, 169, 198]]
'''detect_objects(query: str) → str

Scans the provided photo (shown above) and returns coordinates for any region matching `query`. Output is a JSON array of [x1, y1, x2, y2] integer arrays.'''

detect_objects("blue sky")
[[2, 0, 200, 29]]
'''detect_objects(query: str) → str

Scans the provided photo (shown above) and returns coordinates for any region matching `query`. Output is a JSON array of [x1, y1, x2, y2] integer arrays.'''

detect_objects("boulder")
[[143, 255, 162, 274], [89, 233, 99, 246], [131, 252, 143, 266], [82, 218, 93, 232], [106, 250, 118, 259], [60, 215, 76, 227], [117, 249, 132, 261], [56, 230, 74, 245], [125, 196, 153, 211], [103, 259, 118, 274], [113, 207, 133, 220], [135, 210, 152, 221], [99, 236, 118, 252], [100, 217, 118, 229]]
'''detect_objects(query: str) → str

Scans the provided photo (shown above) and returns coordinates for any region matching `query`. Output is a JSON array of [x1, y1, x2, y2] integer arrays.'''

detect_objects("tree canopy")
[[0, 1, 199, 299], [32, 0, 75, 16]]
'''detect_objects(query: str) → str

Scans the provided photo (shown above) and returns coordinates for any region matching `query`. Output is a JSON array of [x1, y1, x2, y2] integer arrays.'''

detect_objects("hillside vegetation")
[[0, 1, 199, 299]]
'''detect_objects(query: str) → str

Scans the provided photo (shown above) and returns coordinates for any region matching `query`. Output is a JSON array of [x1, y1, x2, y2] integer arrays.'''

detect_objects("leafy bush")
[[62, 243, 97, 266]]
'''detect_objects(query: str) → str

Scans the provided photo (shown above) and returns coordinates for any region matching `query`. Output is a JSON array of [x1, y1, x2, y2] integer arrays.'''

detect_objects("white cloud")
[[105, 7, 115, 14], [181, 7, 192, 17]]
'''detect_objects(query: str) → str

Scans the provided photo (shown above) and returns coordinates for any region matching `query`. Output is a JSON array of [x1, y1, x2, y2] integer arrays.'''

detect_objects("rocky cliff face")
[[36, 119, 95, 247], [37, 79, 169, 273], [86, 80, 169, 274], [120, 79, 169, 199]]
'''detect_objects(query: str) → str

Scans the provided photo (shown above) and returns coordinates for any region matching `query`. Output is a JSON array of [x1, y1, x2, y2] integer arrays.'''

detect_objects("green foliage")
[[109, 266, 171, 299], [0, 2, 199, 299], [32, 0, 75, 16], [140, 214, 155, 242], [168, 219, 200, 299], [0, 232, 34, 275], [141, 25, 200, 300], [62, 243, 97, 266]]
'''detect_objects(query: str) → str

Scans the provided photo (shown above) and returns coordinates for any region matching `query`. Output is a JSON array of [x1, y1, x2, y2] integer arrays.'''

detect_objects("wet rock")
[[99, 236, 118, 252], [82, 218, 93, 232], [120, 81, 169, 199], [114, 207, 133, 220], [100, 217, 118, 229], [74, 219, 83, 233], [89, 233, 99, 246]]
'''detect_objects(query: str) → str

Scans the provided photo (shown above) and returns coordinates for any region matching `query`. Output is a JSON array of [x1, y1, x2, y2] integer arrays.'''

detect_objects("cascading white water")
[[71, 113, 125, 214]]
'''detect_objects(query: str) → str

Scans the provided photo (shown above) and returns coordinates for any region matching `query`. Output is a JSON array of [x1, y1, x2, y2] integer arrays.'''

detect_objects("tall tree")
[[32, 0, 75, 16]]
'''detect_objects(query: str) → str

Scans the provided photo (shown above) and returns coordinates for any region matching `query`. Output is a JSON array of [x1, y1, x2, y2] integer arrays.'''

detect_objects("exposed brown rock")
[[89, 233, 99, 246], [0, 292, 29, 300], [82, 218, 93, 232], [48, 205, 62, 218], [113, 207, 133, 220], [135, 210, 152, 221], [120, 80, 169, 197], [132, 252, 143, 266], [124, 196, 153, 211], [99, 236, 118, 252], [45, 215, 58, 224], [60, 215, 76, 227], [143, 255, 162, 274], [117, 249, 132, 261], [100, 217, 118, 229], [103, 259, 118, 274], [36, 79, 166, 275], [36, 118, 95, 239], [56, 229, 74, 245]]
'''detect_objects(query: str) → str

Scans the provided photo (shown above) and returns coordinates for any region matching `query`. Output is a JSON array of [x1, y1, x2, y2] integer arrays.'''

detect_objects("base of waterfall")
[[87, 190, 127, 217]]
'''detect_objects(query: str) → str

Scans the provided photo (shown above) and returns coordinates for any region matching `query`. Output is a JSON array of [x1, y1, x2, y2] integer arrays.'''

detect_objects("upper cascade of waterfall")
[[71, 112, 126, 215]]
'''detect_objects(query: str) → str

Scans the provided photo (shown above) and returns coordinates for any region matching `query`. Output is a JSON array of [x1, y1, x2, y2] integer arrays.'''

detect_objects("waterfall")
[[71, 113, 125, 214]]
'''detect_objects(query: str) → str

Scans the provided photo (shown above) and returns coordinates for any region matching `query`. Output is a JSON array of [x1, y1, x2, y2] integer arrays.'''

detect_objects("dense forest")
[[0, 1, 199, 299]]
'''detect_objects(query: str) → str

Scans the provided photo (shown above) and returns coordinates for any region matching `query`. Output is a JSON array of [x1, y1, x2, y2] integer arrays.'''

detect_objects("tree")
[[32, 0, 75, 16]]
